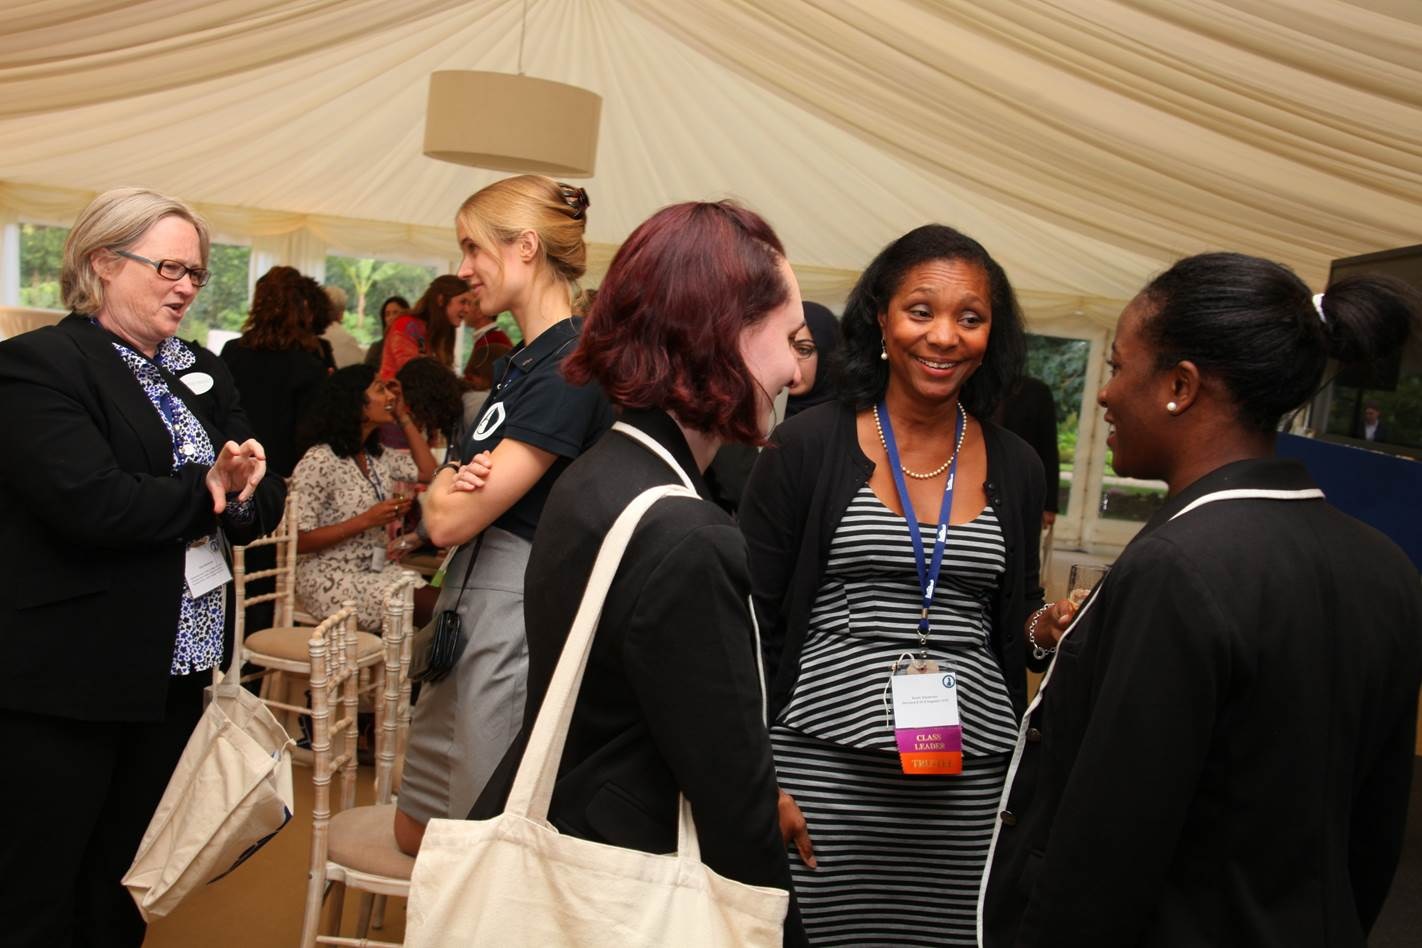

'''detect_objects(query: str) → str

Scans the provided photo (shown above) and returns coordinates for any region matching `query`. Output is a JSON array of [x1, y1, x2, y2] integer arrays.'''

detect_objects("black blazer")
[[220, 340, 329, 478], [739, 400, 1048, 722], [0, 315, 286, 722], [471, 408, 805, 946], [981, 458, 1422, 947]]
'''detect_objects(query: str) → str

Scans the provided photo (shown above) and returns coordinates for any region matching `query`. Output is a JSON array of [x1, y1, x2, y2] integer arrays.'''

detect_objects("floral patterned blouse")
[[291, 442, 422, 629], [105, 331, 253, 675]]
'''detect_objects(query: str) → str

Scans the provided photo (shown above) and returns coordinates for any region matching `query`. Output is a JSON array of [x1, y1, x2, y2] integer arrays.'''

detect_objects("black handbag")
[[409, 533, 485, 683]]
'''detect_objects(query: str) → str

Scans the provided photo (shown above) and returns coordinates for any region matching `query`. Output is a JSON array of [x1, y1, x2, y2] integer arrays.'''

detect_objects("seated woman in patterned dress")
[[290, 364, 442, 628], [739, 224, 1051, 946]]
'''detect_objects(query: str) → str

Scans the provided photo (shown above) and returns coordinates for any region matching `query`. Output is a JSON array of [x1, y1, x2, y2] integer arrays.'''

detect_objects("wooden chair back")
[[307, 603, 360, 825], [233, 489, 300, 639], [374, 575, 415, 805]]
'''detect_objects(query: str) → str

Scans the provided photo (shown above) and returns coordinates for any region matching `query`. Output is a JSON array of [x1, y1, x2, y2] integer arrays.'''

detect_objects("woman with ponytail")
[[980, 253, 1422, 947], [394, 175, 612, 854]]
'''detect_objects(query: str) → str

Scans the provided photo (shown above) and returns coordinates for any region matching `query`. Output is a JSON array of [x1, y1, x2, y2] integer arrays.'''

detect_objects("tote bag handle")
[[505, 485, 701, 851]]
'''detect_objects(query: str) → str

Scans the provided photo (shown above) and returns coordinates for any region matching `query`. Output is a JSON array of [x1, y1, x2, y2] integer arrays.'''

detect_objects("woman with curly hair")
[[379, 274, 471, 379], [396, 355, 466, 448], [221, 265, 330, 476], [290, 364, 441, 628]]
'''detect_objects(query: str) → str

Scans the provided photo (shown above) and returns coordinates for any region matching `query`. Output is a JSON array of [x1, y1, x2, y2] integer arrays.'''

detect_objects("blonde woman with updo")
[[394, 175, 613, 854]]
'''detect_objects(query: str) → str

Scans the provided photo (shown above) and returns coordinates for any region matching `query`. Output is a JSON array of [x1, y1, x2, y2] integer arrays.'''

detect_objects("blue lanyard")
[[93, 321, 191, 458], [358, 453, 386, 501], [875, 401, 965, 655]]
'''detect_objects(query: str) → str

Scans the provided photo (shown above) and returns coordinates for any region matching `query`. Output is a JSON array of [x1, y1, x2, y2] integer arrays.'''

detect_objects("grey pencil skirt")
[[397, 525, 532, 824]]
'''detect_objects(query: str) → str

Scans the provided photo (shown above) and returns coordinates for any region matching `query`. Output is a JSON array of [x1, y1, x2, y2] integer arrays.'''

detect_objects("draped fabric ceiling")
[[2, 0, 1420, 329]]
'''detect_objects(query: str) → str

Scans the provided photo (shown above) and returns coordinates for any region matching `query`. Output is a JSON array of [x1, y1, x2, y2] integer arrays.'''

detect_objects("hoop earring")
[[880, 341, 888, 362], [1166, 401, 1179, 413]]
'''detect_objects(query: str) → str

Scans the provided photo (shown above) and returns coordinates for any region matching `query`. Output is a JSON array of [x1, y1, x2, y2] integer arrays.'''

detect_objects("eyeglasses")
[[113, 249, 211, 288], [792, 340, 818, 361]]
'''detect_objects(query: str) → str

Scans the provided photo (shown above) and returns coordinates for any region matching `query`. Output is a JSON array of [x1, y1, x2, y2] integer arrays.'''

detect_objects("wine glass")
[[1067, 563, 1110, 608]]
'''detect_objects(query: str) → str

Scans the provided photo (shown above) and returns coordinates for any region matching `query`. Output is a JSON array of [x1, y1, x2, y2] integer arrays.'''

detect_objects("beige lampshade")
[[423, 70, 602, 178]]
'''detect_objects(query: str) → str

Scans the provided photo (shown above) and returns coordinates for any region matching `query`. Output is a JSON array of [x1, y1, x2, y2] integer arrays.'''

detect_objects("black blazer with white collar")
[[0, 314, 286, 722]]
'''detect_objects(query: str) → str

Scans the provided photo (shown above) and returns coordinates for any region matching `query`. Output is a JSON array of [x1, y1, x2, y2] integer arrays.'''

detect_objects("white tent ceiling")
[[2, 0, 1420, 321]]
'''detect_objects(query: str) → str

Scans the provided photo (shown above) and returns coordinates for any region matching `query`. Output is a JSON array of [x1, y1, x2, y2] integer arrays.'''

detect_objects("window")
[[18, 223, 68, 310], [1023, 333, 1089, 515], [325, 255, 438, 348], [179, 243, 251, 349]]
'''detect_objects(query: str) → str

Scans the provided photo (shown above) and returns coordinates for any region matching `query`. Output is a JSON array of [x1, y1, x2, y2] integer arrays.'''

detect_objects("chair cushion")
[[245, 626, 382, 662], [327, 803, 415, 879]]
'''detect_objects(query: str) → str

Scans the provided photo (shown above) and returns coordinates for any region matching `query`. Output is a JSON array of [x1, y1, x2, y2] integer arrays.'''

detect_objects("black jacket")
[[739, 400, 1048, 722], [471, 408, 806, 946], [996, 376, 1059, 514], [980, 458, 1422, 947], [220, 340, 329, 478], [0, 315, 286, 721]]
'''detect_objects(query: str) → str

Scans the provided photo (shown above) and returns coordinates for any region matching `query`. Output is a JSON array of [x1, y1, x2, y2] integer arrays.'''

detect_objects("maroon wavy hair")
[[563, 201, 789, 444]]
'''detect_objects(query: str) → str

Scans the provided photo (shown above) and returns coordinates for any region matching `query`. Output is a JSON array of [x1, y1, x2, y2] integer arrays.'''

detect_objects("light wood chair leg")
[[326, 879, 346, 938], [372, 894, 387, 929], [297, 866, 327, 948], [355, 891, 375, 938]]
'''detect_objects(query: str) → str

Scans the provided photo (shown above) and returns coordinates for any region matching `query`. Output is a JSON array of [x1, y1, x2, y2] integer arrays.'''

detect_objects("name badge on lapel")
[[185, 534, 232, 598], [180, 371, 214, 395]]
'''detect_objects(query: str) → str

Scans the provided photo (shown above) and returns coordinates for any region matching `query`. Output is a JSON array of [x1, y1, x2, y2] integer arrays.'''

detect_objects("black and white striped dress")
[[771, 486, 1017, 946]]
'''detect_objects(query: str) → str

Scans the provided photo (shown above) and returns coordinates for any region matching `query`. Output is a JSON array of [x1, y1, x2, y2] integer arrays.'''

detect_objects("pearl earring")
[[880, 341, 888, 361], [1166, 401, 1178, 413]]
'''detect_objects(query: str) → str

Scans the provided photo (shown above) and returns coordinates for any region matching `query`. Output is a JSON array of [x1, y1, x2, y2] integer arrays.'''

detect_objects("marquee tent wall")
[[4, 0, 1419, 319], [3, 0, 1419, 550]]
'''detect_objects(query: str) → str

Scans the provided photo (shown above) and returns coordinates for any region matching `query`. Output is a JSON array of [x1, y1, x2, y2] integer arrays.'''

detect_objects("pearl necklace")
[[874, 402, 968, 480]]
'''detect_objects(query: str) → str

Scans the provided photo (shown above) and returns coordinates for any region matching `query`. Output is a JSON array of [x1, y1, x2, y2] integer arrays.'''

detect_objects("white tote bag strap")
[[506, 484, 699, 831], [612, 421, 696, 490]]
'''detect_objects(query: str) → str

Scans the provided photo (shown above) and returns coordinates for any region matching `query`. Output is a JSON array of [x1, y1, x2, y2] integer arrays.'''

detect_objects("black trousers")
[[0, 673, 206, 948]]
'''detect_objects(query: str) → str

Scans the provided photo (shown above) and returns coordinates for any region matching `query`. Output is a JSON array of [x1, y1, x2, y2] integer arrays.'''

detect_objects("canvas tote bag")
[[406, 483, 790, 947], [122, 606, 296, 919]]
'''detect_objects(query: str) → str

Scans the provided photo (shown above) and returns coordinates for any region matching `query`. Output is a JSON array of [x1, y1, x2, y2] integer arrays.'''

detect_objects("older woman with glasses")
[[0, 187, 284, 946]]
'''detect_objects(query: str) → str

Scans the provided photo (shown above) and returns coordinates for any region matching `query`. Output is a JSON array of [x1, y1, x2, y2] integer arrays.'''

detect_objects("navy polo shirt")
[[459, 316, 612, 542]]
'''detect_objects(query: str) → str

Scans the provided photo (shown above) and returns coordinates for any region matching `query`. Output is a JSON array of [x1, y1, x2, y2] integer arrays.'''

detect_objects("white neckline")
[[612, 421, 695, 490]]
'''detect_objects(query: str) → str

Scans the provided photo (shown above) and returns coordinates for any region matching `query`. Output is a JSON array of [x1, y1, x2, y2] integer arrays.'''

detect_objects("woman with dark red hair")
[[471, 200, 809, 946]]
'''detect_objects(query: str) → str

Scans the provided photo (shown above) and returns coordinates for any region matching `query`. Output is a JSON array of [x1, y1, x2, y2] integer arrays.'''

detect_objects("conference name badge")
[[185, 534, 232, 598], [889, 663, 962, 776]]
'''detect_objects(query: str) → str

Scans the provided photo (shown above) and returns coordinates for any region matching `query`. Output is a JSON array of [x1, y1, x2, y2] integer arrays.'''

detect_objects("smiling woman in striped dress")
[[740, 224, 1055, 945]]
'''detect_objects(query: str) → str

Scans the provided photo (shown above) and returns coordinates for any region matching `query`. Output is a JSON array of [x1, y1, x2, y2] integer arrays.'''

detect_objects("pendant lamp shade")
[[423, 70, 601, 178]]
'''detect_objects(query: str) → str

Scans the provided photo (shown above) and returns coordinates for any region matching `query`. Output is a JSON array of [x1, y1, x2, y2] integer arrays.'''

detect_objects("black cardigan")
[[739, 400, 1047, 722]]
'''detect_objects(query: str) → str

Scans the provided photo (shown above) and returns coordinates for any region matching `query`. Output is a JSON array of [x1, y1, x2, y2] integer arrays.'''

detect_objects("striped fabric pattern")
[[773, 727, 1009, 946], [779, 487, 1019, 756]]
